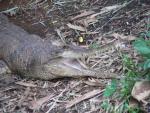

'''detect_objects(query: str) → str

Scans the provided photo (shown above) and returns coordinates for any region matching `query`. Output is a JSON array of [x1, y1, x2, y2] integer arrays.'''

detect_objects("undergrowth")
[[101, 55, 139, 113], [101, 30, 150, 113]]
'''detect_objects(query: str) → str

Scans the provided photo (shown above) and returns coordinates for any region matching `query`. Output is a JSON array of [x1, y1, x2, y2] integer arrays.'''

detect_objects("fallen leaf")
[[71, 10, 95, 20], [90, 4, 123, 18], [2, 6, 19, 16], [112, 33, 136, 41], [67, 23, 86, 31], [77, 16, 98, 27], [66, 89, 104, 108], [55, 29, 66, 45], [18, 87, 30, 106], [84, 78, 105, 87], [29, 94, 55, 110], [101, 5, 123, 12], [131, 81, 150, 103], [81, 31, 99, 35], [128, 98, 139, 109], [15, 81, 37, 87]]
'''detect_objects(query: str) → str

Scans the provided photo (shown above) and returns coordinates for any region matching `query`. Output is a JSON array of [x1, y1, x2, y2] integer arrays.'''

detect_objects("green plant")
[[102, 54, 139, 112], [133, 39, 150, 71], [120, 55, 137, 97], [104, 79, 117, 97], [102, 35, 150, 113], [139, 24, 150, 38], [133, 39, 150, 58], [101, 100, 113, 111], [127, 107, 140, 113]]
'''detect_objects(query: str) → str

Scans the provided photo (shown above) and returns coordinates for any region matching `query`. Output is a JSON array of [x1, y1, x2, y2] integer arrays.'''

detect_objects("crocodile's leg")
[[0, 60, 11, 75]]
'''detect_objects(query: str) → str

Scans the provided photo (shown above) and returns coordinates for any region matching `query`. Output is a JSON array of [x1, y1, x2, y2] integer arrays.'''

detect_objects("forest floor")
[[0, 0, 150, 113]]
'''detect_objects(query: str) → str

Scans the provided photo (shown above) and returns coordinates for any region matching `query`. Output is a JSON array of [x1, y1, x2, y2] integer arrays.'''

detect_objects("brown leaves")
[[84, 78, 105, 87], [131, 81, 150, 103], [67, 23, 86, 31], [29, 94, 55, 110], [15, 81, 37, 87], [112, 33, 136, 41], [130, 81, 150, 112], [66, 89, 104, 108], [71, 10, 95, 20]]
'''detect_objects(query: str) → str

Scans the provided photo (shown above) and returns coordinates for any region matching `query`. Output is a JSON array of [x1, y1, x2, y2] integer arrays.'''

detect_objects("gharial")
[[0, 14, 117, 80]]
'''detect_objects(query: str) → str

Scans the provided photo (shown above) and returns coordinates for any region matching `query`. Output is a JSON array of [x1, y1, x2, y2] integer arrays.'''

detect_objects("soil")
[[0, 0, 150, 113]]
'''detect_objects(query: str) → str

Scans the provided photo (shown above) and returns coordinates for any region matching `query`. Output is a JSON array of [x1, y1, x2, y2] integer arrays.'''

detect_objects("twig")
[[66, 89, 104, 108], [55, 29, 67, 45]]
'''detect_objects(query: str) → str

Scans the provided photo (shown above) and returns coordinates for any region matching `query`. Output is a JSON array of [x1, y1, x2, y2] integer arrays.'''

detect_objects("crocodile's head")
[[29, 58, 97, 80]]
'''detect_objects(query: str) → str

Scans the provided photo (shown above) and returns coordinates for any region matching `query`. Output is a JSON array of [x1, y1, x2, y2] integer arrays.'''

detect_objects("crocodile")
[[0, 14, 117, 79]]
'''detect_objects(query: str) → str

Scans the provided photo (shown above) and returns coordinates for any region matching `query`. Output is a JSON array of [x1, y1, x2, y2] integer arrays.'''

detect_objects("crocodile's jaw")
[[43, 58, 98, 79]]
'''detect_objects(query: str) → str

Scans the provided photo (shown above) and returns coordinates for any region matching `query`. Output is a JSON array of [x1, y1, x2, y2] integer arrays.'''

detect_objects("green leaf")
[[104, 79, 117, 97], [146, 74, 150, 80], [133, 39, 150, 57], [101, 100, 110, 110], [143, 59, 150, 70], [139, 32, 146, 38], [122, 55, 135, 69], [146, 24, 150, 29], [146, 31, 150, 38]]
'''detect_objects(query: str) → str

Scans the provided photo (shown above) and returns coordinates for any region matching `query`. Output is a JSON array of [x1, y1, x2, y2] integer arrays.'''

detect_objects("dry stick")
[[46, 101, 57, 113], [55, 29, 67, 45], [66, 89, 105, 108], [15, 81, 37, 87], [91, 59, 103, 68]]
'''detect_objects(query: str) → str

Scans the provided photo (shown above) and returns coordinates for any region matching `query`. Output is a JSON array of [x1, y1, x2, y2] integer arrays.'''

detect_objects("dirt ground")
[[0, 0, 150, 113]]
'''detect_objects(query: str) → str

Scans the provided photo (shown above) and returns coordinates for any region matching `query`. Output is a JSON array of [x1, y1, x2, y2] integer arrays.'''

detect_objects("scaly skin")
[[0, 14, 117, 79]]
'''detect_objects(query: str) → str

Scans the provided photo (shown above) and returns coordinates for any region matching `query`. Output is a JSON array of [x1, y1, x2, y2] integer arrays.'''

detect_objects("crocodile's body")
[[0, 14, 117, 79]]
